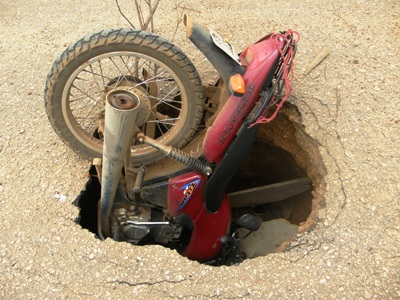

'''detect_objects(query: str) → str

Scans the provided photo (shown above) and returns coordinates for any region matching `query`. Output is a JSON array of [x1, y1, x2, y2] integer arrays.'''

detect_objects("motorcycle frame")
[[98, 16, 289, 263], [161, 17, 284, 262]]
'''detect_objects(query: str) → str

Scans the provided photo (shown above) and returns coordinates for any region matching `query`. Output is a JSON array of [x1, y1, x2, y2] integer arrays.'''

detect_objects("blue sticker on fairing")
[[178, 178, 201, 211]]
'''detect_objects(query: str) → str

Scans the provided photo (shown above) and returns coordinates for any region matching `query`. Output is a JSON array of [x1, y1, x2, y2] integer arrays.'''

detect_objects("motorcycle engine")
[[111, 203, 183, 245]]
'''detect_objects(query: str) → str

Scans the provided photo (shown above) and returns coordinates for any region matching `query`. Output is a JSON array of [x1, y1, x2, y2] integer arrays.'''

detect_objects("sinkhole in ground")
[[227, 104, 327, 258], [74, 103, 326, 262]]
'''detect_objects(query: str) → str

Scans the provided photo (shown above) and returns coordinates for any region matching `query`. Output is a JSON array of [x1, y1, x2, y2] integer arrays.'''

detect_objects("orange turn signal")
[[229, 74, 246, 96]]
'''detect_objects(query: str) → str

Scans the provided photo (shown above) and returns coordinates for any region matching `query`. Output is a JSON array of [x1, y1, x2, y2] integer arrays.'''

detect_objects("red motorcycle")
[[45, 16, 304, 265]]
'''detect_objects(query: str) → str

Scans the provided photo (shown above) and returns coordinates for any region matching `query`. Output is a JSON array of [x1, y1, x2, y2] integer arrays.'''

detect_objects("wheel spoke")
[[89, 64, 103, 91], [147, 117, 178, 127], [70, 84, 101, 105], [69, 90, 104, 103], [119, 55, 138, 79], [46, 28, 205, 166], [55, 39, 202, 165], [98, 60, 106, 87], [107, 56, 137, 89], [80, 68, 112, 84], [151, 87, 182, 112], [69, 55, 184, 140]]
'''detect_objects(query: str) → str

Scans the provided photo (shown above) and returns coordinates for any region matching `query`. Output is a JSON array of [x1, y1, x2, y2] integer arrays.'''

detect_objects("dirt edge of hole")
[[73, 102, 327, 262], [259, 103, 327, 243]]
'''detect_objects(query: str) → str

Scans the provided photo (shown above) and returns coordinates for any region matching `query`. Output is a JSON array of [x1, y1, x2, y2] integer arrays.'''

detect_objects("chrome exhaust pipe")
[[98, 89, 144, 239]]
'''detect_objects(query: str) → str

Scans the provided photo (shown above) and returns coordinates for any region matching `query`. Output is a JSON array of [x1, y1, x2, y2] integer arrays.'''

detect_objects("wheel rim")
[[62, 51, 190, 160]]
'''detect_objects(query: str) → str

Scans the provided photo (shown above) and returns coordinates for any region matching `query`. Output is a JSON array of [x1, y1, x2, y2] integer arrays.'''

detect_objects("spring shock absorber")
[[137, 133, 212, 176]]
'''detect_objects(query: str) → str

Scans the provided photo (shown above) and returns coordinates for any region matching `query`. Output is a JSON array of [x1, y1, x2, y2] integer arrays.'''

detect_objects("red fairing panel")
[[203, 36, 283, 163], [183, 194, 230, 262], [168, 172, 231, 262]]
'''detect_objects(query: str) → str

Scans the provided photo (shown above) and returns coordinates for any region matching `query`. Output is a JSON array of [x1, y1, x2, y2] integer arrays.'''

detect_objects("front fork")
[[97, 88, 211, 239]]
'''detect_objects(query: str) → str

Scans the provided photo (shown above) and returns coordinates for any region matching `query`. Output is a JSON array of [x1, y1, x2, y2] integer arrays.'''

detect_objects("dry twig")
[[303, 47, 331, 75]]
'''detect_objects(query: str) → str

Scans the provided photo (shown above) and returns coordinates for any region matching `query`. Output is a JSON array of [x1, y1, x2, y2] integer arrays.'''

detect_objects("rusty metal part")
[[203, 80, 230, 126], [93, 158, 102, 183], [124, 145, 136, 201], [108, 90, 138, 110], [133, 166, 146, 193]]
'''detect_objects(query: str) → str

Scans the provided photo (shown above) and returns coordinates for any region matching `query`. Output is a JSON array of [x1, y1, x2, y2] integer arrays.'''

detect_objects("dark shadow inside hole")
[[227, 138, 313, 226], [73, 165, 100, 234], [73, 104, 322, 264], [74, 138, 314, 253]]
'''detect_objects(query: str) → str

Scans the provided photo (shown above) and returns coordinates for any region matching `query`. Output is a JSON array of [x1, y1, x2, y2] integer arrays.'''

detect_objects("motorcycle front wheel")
[[44, 28, 204, 165]]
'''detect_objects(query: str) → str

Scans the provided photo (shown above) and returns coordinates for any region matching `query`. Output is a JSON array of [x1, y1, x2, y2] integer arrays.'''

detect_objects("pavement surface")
[[0, 0, 399, 299]]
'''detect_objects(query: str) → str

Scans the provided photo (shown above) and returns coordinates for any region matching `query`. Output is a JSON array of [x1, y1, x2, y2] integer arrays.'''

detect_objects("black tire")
[[44, 28, 204, 165]]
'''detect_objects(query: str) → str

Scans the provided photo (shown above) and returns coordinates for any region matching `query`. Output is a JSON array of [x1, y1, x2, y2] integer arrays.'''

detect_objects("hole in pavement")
[[227, 103, 326, 258], [73, 103, 326, 263]]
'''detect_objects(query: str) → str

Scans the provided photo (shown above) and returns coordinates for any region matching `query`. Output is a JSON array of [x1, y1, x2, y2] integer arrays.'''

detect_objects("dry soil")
[[0, 0, 399, 299]]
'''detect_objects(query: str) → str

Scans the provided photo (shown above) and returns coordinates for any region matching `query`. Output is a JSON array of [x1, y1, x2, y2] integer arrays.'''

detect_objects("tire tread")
[[44, 28, 204, 163]]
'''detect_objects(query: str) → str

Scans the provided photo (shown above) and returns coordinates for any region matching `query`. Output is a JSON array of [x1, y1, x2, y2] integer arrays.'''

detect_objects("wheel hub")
[[107, 89, 140, 110], [105, 89, 151, 128]]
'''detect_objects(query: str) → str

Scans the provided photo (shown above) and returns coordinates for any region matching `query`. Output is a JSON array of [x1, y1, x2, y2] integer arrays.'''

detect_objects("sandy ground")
[[0, 0, 399, 299]]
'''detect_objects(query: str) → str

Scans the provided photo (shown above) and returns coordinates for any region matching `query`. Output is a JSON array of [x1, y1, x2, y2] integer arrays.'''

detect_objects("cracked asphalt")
[[0, 0, 399, 299]]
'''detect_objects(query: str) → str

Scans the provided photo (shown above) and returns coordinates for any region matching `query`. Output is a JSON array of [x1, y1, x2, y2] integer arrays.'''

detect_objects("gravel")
[[0, 0, 399, 299]]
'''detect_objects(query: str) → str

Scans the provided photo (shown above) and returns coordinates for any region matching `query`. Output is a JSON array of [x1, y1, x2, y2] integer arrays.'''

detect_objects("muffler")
[[98, 89, 146, 239]]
